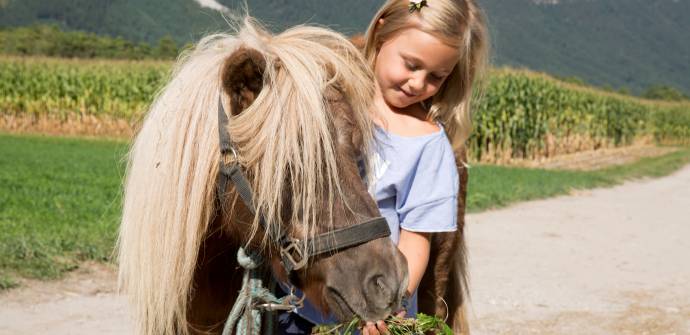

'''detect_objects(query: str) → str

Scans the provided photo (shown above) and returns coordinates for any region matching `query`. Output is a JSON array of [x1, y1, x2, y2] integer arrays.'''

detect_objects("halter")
[[216, 96, 391, 334]]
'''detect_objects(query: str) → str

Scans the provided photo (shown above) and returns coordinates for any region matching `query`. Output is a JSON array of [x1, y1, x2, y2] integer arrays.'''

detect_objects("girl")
[[278, 0, 489, 334]]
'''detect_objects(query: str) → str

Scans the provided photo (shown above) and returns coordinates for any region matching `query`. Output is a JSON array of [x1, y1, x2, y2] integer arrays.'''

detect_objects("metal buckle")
[[255, 286, 305, 312], [280, 238, 308, 271], [285, 285, 305, 309], [255, 302, 297, 312], [221, 146, 239, 165]]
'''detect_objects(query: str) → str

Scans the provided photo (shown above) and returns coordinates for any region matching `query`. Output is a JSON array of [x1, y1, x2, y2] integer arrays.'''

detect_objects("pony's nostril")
[[366, 275, 395, 308], [376, 277, 386, 290]]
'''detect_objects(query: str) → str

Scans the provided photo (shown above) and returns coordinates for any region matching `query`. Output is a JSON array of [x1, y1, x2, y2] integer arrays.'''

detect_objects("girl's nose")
[[407, 75, 425, 95]]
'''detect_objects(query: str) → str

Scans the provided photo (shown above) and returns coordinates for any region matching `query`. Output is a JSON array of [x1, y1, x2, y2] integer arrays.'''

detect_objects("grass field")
[[467, 146, 690, 212], [0, 133, 127, 283], [1, 133, 689, 286]]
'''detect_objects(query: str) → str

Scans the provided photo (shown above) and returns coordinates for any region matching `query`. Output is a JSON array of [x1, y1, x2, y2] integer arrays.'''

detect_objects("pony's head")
[[118, 17, 408, 335]]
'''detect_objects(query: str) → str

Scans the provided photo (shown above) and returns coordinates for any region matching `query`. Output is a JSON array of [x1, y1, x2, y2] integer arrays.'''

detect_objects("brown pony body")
[[117, 18, 408, 335]]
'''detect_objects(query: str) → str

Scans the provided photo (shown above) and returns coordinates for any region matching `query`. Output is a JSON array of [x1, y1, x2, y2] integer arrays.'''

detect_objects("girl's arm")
[[397, 229, 431, 296]]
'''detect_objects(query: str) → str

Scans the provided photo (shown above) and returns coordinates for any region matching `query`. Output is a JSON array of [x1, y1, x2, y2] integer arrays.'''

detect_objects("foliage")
[[2, 56, 689, 161], [642, 85, 689, 102], [555, 75, 586, 87], [0, 25, 179, 59], [651, 105, 690, 143], [311, 313, 452, 335], [0, 0, 380, 44], [0, 273, 19, 290], [0, 56, 169, 120], [481, 0, 690, 95], [470, 69, 690, 161], [2, 0, 689, 94]]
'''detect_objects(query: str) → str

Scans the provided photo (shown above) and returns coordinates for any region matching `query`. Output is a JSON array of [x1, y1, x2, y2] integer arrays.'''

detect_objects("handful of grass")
[[311, 313, 452, 335]]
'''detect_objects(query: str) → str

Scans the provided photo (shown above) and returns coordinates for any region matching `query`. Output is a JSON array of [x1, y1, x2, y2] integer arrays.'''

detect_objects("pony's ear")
[[221, 47, 266, 116]]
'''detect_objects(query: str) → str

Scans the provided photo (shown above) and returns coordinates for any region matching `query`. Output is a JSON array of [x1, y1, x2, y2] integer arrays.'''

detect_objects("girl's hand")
[[361, 310, 406, 335], [362, 320, 389, 335]]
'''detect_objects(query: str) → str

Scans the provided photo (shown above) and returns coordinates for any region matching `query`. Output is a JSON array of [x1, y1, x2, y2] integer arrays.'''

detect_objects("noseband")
[[216, 97, 391, 274]]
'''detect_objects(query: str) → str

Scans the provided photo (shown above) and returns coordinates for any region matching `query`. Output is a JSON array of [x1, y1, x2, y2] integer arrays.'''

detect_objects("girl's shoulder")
[[375, 103, 440, 137], [374, 120, 445, 144], [374, 122, 455, 176]]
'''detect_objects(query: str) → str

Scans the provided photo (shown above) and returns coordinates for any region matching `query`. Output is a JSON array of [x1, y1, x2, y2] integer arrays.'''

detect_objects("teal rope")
[[222, 248, 283, 335]]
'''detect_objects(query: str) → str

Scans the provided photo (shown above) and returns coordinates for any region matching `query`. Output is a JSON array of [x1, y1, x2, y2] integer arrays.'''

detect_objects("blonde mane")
[[117, 17, 375, 335]]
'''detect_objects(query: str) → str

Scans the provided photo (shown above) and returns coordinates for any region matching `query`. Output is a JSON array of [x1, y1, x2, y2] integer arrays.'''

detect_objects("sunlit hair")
[[117, 16, 375, 335], [363, 0, 490, 153]]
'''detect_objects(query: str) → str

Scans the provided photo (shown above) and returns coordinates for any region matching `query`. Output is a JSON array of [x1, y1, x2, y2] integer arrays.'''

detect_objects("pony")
[[118, 16, 470, 335]]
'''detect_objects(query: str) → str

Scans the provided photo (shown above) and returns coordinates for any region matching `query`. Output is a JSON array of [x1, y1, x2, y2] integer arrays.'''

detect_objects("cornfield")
[[470, 68, 690, 161], [1, 56, 689, 160], [0, 56, 168, 120]]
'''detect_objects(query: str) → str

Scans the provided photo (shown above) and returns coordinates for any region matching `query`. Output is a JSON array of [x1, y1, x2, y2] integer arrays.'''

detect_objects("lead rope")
[[222, 248, 302, 335]]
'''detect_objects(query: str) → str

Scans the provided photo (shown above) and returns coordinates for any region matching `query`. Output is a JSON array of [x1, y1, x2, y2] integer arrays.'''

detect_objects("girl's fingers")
[[365, 321, 379, 335], [376, 320, 389, 334]]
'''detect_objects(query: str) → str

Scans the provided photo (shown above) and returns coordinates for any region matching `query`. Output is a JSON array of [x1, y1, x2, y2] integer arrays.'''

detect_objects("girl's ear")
[[378, 18, 385, 26]]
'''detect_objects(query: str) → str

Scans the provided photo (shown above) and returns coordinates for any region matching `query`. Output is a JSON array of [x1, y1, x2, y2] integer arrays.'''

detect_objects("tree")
[[642, 85, 689, 101], [154, 35, 178, 59]]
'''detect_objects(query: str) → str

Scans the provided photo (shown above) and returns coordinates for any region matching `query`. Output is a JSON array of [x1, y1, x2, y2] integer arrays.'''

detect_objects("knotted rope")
[[222, 247, 296, 335]]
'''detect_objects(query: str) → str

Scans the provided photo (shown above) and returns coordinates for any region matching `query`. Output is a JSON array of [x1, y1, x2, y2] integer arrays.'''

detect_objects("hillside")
[[481, 0, 690, 97], [0, 0, 688, 95]]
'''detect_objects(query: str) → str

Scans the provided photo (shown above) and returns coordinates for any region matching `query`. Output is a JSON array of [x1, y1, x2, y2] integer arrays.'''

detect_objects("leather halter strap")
[[216, 97, 390, 273]]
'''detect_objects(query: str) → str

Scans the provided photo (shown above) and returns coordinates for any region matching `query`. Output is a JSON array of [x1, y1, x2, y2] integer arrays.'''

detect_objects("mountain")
[[0, 0, 381, 42], [481, 0, 690, 96], [0, 0, 688, 95]]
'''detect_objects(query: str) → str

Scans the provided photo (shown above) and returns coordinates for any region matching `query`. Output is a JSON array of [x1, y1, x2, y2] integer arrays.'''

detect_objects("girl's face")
[[374, 26, 460, 109]]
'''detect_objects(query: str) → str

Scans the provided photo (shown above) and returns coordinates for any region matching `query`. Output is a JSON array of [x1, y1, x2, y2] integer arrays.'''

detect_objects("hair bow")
[[409, 0, 428, 13]]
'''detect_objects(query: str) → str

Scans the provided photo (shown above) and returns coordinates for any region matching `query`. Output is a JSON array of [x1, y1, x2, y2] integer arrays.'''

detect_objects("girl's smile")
[[374, 25, 460, 110]]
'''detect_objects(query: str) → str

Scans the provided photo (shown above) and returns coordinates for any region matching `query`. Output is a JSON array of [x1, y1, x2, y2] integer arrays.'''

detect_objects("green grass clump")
[[0, 273, 19, 290], [312, 313, 452, 335], [0, 133, 127, 280]]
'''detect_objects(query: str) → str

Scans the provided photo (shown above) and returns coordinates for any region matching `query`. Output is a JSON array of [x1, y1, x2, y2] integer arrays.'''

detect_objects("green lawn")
[[466, 147, 690, 212], [1, 133, 689, 286], [0, 133, 127, 281]]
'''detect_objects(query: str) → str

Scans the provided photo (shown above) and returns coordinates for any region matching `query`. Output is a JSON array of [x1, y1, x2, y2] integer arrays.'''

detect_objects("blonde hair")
[[117, 17, 375, 335], [363, 0, 490, 152]]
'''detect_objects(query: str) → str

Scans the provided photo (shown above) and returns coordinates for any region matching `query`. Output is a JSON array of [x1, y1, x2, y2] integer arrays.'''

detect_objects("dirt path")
[[0, 263, 130, 334], [467, 163, 690, 334], [2, 164, 690, 334]]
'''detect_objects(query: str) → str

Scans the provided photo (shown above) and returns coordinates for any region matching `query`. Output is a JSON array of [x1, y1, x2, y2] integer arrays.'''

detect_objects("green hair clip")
[[409, 0, 428, 13]]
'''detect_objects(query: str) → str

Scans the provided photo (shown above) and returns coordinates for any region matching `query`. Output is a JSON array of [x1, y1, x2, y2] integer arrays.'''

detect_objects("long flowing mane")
[[117, 17, 376, 335]]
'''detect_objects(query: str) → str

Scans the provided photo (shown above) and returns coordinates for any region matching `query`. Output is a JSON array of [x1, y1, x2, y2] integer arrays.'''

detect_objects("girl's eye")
[[405, 61, 417, 71], [429, 74, 444, 81]]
